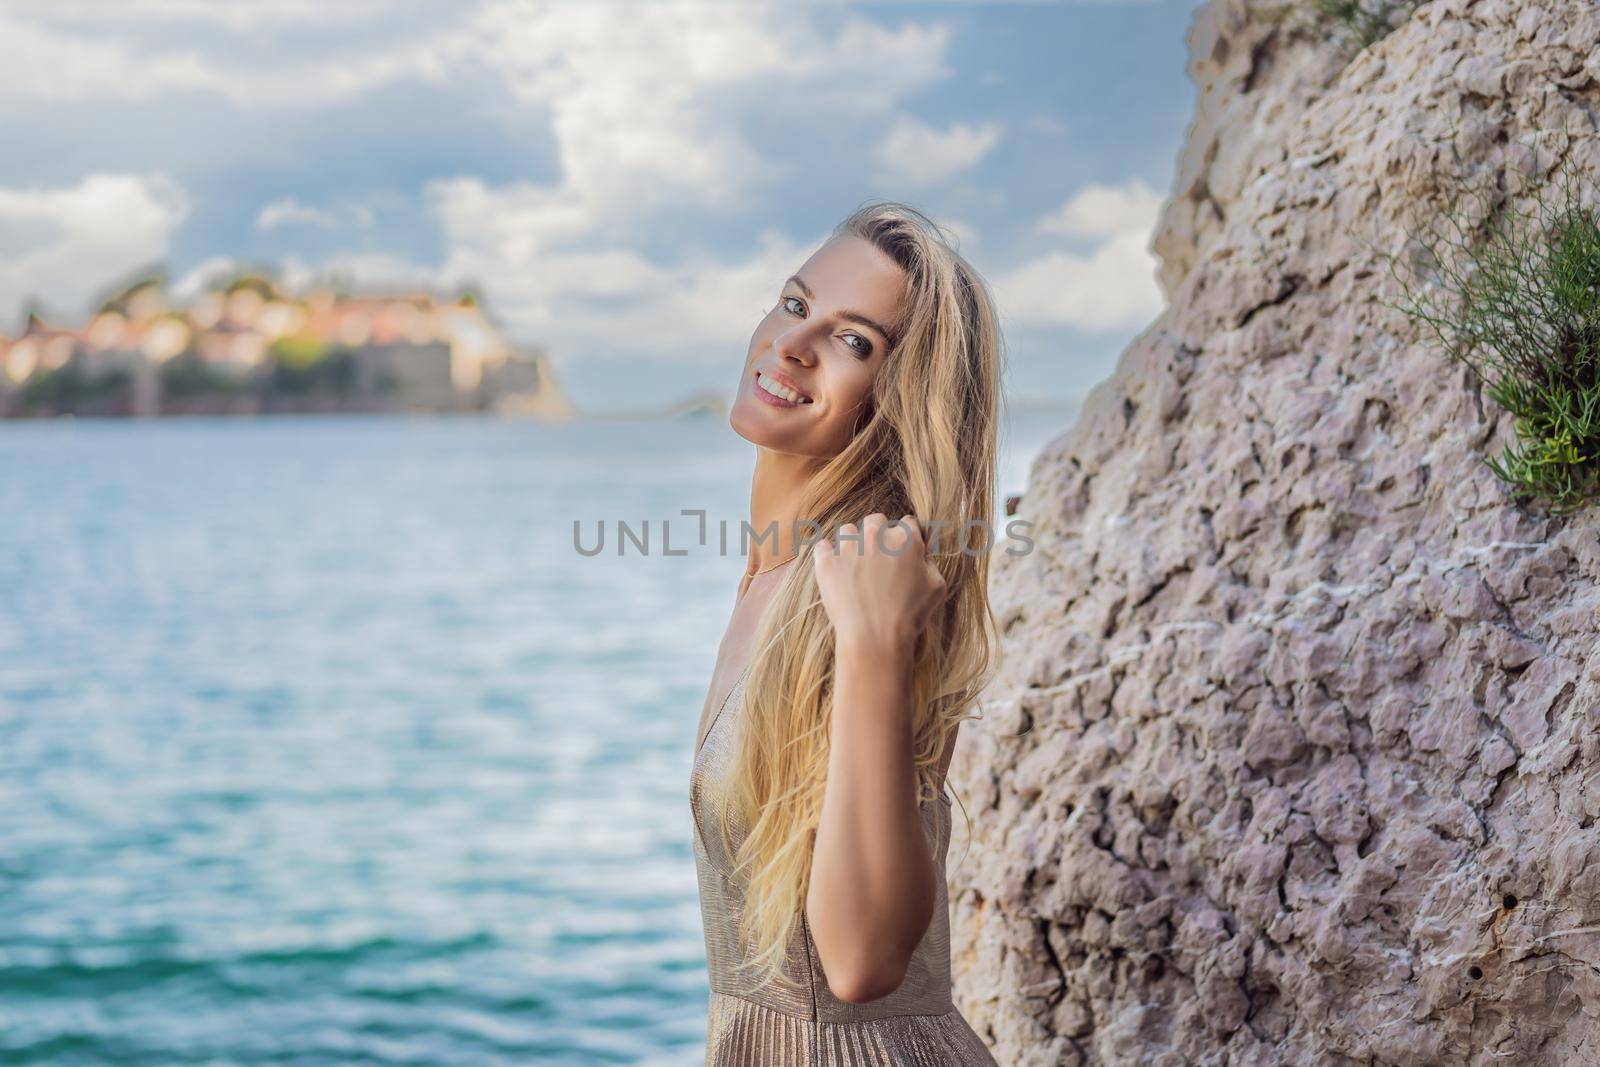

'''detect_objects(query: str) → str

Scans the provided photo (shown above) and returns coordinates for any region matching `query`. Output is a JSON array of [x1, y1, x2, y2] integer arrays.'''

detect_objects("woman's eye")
[[778, 294, 871, 358]]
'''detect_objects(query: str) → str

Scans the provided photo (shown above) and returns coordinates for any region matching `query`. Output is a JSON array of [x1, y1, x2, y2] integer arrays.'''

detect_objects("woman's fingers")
[[828, 512, 935, 558]]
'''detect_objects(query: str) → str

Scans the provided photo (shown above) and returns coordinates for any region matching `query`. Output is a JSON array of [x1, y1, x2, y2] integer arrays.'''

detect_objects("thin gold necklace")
[[745, 552, 797, 578]]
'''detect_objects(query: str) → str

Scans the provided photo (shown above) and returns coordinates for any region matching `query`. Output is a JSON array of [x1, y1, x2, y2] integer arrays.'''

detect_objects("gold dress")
[[689, 666, 1000, 1066]]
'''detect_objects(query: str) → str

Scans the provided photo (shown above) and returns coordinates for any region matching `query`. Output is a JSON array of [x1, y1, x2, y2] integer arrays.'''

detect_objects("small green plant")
[[1383, 161, 1600, 515], [1302, 0, 1424, 54], [266, 344, 356, 396], [269, 332, 331, 372]]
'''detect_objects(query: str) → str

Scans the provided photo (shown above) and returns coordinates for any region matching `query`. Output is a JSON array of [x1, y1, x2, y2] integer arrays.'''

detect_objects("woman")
[[689, 200, 1004, 1064]]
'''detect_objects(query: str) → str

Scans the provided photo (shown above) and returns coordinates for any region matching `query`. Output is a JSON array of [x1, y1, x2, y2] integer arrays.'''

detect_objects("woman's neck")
[[747, 447, 817, 571]]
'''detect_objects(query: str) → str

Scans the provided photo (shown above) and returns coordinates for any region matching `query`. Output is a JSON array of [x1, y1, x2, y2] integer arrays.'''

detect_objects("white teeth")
[[757, 371, 809, 404]]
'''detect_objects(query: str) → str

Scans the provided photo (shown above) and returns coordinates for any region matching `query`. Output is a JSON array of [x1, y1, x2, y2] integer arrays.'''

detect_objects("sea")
[[0, 402, 1077, 1066]]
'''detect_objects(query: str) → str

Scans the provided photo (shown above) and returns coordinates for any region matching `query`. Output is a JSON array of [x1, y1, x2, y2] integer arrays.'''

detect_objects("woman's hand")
[[813, 513, 947, 657]]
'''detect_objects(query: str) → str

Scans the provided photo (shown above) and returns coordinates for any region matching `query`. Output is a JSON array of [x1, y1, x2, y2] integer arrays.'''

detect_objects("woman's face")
[[730, 235, 906, 458]]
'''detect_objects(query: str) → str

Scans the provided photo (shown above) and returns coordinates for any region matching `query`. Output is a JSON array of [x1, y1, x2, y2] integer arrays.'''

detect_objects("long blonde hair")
[[713, 200, 1006, 994]]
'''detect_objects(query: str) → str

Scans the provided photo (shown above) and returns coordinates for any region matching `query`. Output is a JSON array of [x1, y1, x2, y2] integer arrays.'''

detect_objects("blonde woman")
[[689, 201, 1004, 1063]]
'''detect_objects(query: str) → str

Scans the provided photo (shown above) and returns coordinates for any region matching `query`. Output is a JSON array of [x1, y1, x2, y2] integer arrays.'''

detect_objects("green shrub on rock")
[[1387, 162, 1600, 515], [1301, 0, 1425, 54]]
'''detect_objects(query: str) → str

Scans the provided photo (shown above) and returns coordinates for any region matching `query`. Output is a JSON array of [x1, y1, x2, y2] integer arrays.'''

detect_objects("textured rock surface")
[[1152, 0, 1348, 298], [947, 2, 1600, 1064]]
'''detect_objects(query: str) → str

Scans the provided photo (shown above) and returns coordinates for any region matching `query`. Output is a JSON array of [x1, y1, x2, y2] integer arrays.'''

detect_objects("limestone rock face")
[[1152, 0, 1348, 298], [948, 2, 1600, 1064]]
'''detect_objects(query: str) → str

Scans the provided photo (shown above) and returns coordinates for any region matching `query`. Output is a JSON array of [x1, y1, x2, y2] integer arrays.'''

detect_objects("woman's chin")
[[729, 401, 792, 447], [732, 404, 780, 447]]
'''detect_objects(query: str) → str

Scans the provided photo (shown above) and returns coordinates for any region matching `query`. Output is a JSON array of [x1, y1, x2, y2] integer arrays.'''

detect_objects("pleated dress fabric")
[[689, 666, 1000, 1066]]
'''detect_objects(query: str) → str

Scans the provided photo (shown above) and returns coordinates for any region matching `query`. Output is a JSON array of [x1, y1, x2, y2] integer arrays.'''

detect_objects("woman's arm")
[[806, 513, 946, 1003], [805, 632, 937, 1003]]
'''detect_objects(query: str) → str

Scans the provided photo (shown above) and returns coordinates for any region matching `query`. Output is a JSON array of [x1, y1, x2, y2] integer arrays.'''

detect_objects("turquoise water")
[[0, 407, 1074, 1066]]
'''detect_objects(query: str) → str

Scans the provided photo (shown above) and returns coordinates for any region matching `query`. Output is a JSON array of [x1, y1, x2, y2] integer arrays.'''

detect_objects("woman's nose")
[[775, 327, 816, 365]]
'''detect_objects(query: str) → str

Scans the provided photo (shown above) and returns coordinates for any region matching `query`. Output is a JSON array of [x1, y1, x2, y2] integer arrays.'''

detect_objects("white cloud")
[[993, 229, 1161, 333], [168, 255, 239, 303], [449, 2, 952, 238], [253, 197, 380, 233], [256, 198, 339, 232], [1038, 177, 1165, 240], [0, 173, 189, 322], [10, 0, 398, 25], [874, 117, 1003, 188], [0, 13, 219, 102], [987, 177, 1167, 333], [0, 6, 457, 105]]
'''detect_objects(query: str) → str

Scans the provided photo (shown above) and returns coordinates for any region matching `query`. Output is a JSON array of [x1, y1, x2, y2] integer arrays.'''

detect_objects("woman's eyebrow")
[[785, 273, 894, 343]]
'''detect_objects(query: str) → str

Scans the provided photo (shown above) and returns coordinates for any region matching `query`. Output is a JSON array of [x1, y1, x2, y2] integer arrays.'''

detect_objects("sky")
[[0, 0, 1205, 413]]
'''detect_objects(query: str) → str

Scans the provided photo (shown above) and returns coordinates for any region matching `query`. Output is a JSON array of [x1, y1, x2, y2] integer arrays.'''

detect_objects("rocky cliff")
[[949, 1, 1600, 1063]]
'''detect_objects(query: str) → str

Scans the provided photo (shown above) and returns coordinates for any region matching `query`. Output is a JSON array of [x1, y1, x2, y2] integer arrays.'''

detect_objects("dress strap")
[[695, 660, 754, 756]]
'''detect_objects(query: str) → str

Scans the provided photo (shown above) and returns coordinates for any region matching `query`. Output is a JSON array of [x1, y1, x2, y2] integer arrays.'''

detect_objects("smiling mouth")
[[755, 370, 812, 404]]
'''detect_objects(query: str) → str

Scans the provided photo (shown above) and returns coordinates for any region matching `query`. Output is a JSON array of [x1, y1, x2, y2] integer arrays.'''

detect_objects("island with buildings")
[[0, 272, 579, 421]]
